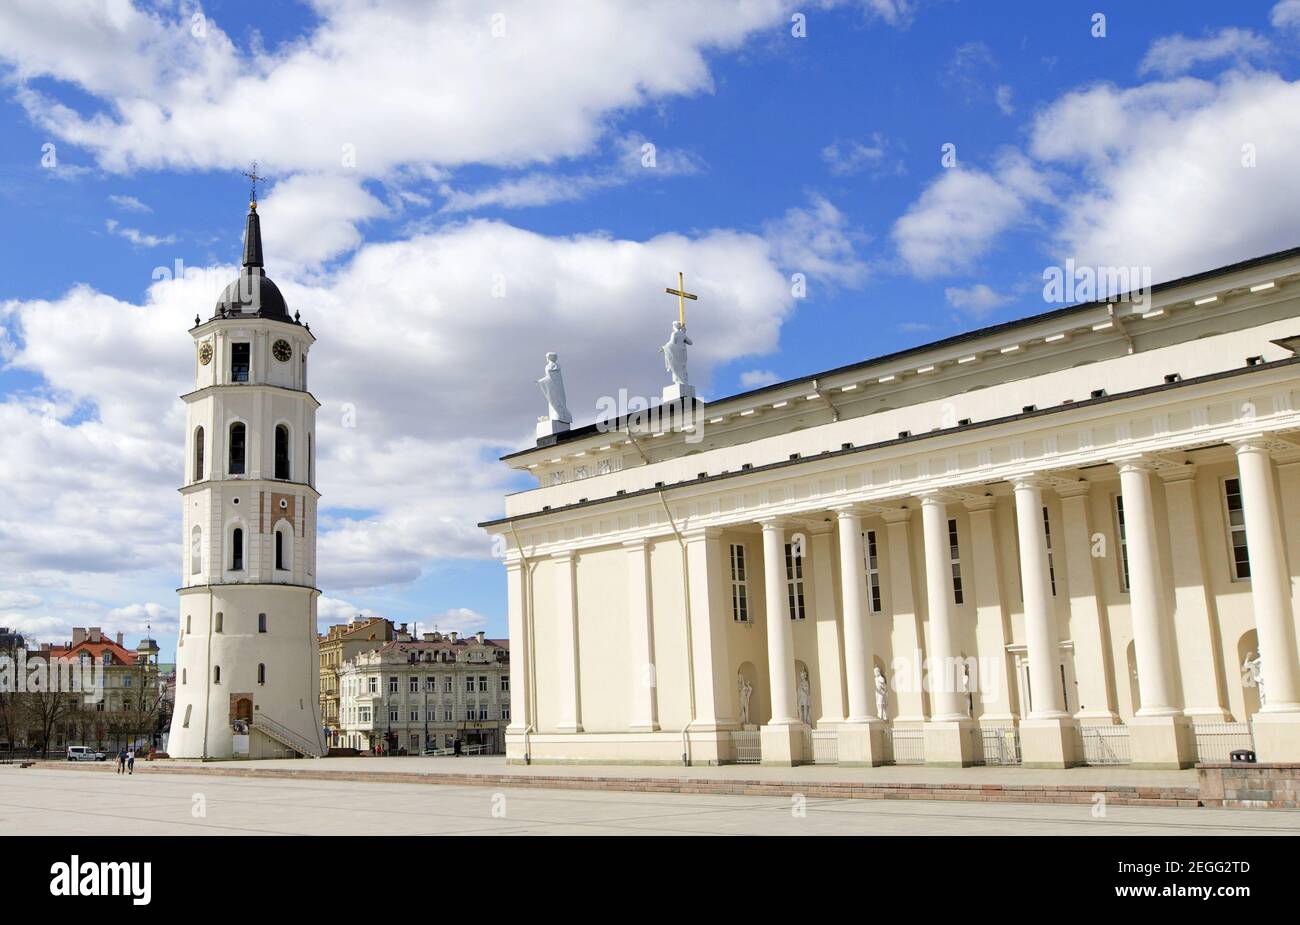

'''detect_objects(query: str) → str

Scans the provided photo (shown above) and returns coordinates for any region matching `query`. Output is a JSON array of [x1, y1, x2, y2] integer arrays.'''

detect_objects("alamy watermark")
[[0, 653, 104, 703], [1042, 259, 1153, 313]]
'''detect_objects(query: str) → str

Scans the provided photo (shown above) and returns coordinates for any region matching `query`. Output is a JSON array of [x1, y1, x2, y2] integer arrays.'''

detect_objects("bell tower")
[[168, 195, 325, 759]]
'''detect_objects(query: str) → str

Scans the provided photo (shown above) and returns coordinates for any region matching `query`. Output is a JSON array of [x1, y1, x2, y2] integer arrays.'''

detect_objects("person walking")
[[116, 748, 126, 774], [126, 749, 135, 775]]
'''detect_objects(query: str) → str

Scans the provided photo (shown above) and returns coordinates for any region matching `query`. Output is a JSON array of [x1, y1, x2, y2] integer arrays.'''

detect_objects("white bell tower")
[[167, 196, 326, 759]]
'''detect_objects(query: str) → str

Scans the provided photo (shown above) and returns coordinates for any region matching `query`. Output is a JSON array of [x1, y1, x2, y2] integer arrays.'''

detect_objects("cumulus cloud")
[[739, 369, 780, 388], [944, 283, 1010, 317], [764, 194, 870, 287], [104, 218, 175, 248], [108, 194, 151, 213], [1274, 0, 1300, 31], [1138, 28, 1271, 77]]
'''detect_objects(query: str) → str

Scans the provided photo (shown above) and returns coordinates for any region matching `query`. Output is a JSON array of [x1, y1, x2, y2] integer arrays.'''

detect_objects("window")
[[190, 526, 202, 575], [948, 518, 963, 605], [1115, 496, 1131, 592], [367, 676, 377, 694], [729, 544, 749, 622], [784, 543, 806, 620], [307, 433, 314, 486], [479, 706, 488, 720], [215, 612, 223, 633], [274, 424, 290, 480], [275, 530, 286, 570], [213, 665, 221, 684], [258, 613, 267, 633], [424, 676, 436, 691], [1042, 506, 1057, 596], [478, 675, 488, 692], [409, 710, 419, 722], [409, 677, 419, 693], [228, 422, 246, 475], [501, 675, 510, 692], [389, 676, 399, 693], [443, 708, 452, 722], [466, 706, 476, 720], [1224, 477, 1251, 579], [194, 426, 205, 481], [864, 530, 883, 614], [389, 708, 398, 723], [231, 528, 244, 571], [186, 615, 191, 635], [443, 677, 452, 692], [257, 663, 266, 685], [182, 704, 192, 728], [230, 342, 250, 382], [466, 677, 475, 692], [182, 669, 187, 685]]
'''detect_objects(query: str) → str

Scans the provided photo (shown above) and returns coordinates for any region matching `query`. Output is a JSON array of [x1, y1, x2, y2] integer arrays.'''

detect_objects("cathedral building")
[[483, 248, 1300, 769], [167, 198, 326, 759]]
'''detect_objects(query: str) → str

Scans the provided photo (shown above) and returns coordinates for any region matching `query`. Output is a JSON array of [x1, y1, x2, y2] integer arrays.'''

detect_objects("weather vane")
[[241, 160, 268, 207]]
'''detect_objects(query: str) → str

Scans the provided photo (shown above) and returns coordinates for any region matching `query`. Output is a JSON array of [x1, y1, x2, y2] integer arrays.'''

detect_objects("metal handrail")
[[252, 712, 324, 757]]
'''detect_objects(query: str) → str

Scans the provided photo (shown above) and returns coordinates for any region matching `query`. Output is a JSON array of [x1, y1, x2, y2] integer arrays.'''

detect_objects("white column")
[[624, 539, 659, 732], [1114, 460, 1178, 716], [759, 518, 798, 725], [1012, 477, 1079, 767], [918, 493, 974, 766], [683, 527, 735, 734], [918, 493, 965, 722], [835, 507, 877, 723], [552, 550, 582, 733], [1055, 481, 1119, 722], [1114, 457, 1193, 767], [1012, 479, 1066, 718], [1233, 440, 1300, 714], [504, 559, 531, 748]]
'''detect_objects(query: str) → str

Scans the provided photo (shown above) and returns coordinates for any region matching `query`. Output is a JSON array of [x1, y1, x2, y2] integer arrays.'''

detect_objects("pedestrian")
[[116, 748, 126, 774], [127, 749, 135, 775]]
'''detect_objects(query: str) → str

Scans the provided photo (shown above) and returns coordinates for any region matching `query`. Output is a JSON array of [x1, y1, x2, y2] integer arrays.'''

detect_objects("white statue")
[[661, 320, 692, 386], [1242, 650, 1265, 705], [738, 674, 753, 726], [874, 666, 888, 721], [797, 668, 812, 725], [537, 352, 572, 423]]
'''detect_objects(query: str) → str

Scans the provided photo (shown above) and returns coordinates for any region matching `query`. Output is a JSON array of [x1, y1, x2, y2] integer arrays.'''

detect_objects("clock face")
[[198, 342, 213, 366], [272, 339, 293, 362]]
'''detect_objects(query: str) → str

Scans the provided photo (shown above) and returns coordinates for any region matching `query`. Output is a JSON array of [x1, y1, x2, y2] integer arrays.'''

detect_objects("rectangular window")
[[1042, 506, 1057, 596], [784, 543, 806, 621], [478, 676, 488, 692], [257, 613, 267, 633], [443, 678, 452, 692], [864, 530, 883, 614], [466, 706, 475, 720], [425, 676, 436, 691], [1224, 477, 1251, 579], [368, 676, 377, 694], [409, 677, 419, 693], [501, 675, 510, 692], [444, 708, 452, 722], [502, 705, 511, 721], [230, 342, 250, 382], [465, 677, 475, 692], [729, 543, 749, 622], [389, 709, 398, 723], [409, 710, 419, 722], [388, 676, 399, 693], [1115, 496, 1131, 592], [947, 518, 963, 605]]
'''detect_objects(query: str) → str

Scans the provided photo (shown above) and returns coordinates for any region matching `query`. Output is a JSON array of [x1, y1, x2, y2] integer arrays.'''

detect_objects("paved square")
[[3, 766, 1298, 836]]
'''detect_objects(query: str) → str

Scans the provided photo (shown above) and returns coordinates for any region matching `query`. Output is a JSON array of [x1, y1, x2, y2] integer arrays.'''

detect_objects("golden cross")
[[664, 271, 698, 327]]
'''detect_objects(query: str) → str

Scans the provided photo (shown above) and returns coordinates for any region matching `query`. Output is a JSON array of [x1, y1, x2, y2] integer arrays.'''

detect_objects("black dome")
[[214, 267, 289, 319]]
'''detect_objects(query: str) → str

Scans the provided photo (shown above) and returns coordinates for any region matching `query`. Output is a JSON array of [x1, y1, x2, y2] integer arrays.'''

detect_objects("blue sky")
[[1, 0, 1298, 657]]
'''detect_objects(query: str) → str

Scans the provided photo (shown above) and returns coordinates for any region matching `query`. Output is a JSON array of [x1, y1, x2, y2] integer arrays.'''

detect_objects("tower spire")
[[240, 161, 267, 268]]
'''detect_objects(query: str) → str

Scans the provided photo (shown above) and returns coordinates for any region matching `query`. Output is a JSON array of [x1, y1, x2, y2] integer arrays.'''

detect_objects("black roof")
[[211, 204, 295, 322]]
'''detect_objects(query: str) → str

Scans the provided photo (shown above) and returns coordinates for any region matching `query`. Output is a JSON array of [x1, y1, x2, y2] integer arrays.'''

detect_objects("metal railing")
[[1075, 724, 1131, 765], [252, 713, 325, 758], [729, 729, 762, 765], [883, 727, 925, 765], [800, 728, 839, 764], [974, 725, 1021, 766], [1192, 721, 1254, 763]]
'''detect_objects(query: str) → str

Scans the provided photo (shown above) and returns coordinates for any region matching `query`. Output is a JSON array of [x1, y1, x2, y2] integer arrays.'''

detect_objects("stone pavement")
[[28, 754, 1205, 807], [4, 765, 1298, 836]]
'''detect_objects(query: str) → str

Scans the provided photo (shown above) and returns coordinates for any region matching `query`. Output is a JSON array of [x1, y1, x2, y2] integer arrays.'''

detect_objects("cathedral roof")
[[212, 203, 295, 323]]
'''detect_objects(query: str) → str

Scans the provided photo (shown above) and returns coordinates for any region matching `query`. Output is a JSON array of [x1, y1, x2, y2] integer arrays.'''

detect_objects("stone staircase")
[[252, 713, 326, 758]]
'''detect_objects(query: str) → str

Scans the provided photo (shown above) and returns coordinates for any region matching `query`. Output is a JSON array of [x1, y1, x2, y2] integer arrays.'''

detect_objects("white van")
[[66, 746, 106, 762]]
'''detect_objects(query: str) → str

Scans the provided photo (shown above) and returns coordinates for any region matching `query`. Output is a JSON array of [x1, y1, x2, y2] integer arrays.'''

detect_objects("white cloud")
[[425, 607, 489, 635], [1032, 71, 1300, 280], [995, 84, 1014, 115], [258, 173, 388, 269], [764, 194, 870, 287], [104, 218, 175, 248], [739, 369, 780, 388], [892, 153, 1050, 278], [821, 135, 891, 176], [1138, 28, 1271, 77], [1273, 1, 1300, 31], [0, 591, 41, 610], [944, 283, 1009, 317], [108, 194, 150, 213], [0, 1, 786, 177], [1, 214, 794, 602]]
